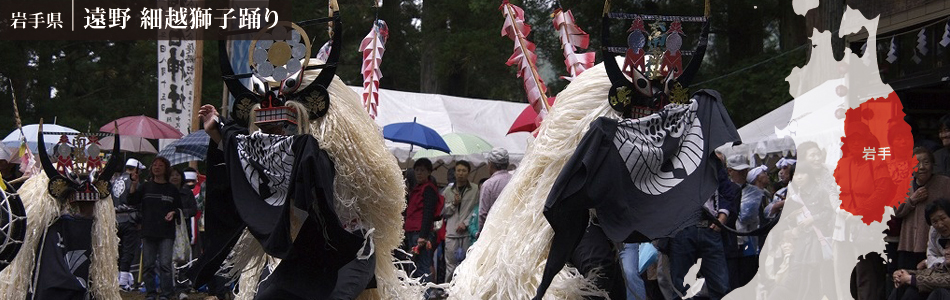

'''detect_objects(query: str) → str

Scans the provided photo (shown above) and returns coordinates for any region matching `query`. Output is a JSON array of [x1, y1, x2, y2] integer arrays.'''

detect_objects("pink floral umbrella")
[[99, 115, 184, 139]]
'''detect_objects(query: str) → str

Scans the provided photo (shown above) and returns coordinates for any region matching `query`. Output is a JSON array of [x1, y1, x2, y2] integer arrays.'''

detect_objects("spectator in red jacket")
[[404, 158, 439, 281]]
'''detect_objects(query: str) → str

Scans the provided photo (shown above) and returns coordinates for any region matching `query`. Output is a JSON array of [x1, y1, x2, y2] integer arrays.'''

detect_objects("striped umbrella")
[[157, 130, 209, 166]]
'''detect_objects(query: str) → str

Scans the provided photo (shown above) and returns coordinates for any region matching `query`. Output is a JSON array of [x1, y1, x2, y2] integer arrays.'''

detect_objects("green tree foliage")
[[0, 41, 158, 135], [0, 0, 808, 139]]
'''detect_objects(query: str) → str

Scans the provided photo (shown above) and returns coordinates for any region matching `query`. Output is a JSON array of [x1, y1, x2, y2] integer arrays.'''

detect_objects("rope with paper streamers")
[[553, 8, 595, 81], [501, 0, 552, 116], [7, 79, 35, 181], [359, 1, 388, 119], [8, 79, 25, 153]]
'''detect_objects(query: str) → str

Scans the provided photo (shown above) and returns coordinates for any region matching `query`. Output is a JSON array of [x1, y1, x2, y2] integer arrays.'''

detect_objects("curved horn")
[[36, 120, 60, 179], [96, 124, 123, 183], [288, 7, 342, 119], [601, 13, 631, 88], [219, 40, 262, 126], [676, 19, 710, 86], [312, 10, 342, 89], [219, 40, 258, 98]]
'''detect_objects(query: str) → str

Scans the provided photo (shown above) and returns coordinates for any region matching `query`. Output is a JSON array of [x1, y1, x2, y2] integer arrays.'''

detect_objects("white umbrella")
[[99, 135, 158, 154], [2, 124, 79, 153], [412, 132, 494, 164], [0, 147, 17, 164]]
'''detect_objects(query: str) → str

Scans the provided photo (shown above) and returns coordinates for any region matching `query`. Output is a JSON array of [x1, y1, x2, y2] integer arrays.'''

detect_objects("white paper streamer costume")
[[189, 2, 425, 299], [0, 127, 121, 300], [449, 1, 725, 298]]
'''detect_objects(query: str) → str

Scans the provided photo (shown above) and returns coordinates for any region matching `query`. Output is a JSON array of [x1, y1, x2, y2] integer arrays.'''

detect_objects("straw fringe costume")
[[449, 61, 622, 300], [451, 3, 728, 299], [0, 131, 121, 300], [215, 66, 420, 300], [188, 3, 423, 298], [0, 173, 62, 300]]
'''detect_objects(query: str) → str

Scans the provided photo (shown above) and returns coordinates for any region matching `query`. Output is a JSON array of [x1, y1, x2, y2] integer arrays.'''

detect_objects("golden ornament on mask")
[[670, 82, 690, 104], [650, 22, 665, 41], [50, 178, 68, 197], [306, 92, 328, 112], [648, 47, 665, 80], [267, 41, 293, 67], [237, 98, 254, 119], [95, 180, 110, 198], [73, 135, 89, 163], [611, 86, 632, 107]]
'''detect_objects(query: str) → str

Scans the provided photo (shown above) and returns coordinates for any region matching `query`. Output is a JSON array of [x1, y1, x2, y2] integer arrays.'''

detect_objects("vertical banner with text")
[[157, 1, 199, 150]]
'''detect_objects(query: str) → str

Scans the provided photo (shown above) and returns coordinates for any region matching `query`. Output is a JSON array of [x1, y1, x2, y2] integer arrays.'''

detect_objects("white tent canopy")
[[359, 87, 533, 165], [718, 79, 847, 165], [717, 99, 796, 161]]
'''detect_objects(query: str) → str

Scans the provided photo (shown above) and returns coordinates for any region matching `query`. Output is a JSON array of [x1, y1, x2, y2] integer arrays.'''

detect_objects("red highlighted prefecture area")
[[834, 92, 913, 224]]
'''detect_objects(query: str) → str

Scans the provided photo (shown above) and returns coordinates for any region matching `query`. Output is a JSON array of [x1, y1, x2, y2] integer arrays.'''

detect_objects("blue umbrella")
[[382, 118, 451, 153], [157, 130, 210, 166]]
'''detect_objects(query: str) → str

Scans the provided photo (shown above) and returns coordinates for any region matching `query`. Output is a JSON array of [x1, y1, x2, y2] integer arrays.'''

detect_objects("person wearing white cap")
[[746, 165, 769, 191], [181, 168, 204, 265], [766, 160, 795, 221], [771, 158, 796, 192], [478, 147, 513, 232], [183, 169, 199, 183], [731, 158, 770, 288], [111, 158, 145, 291]]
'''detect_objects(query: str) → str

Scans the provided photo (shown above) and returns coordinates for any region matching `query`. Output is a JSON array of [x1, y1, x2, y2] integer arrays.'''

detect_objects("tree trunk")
[[805, 0, 845, 60], [725, 0, 765, 65], [419, 0, 442, 93], [779, 0, 808, 51]]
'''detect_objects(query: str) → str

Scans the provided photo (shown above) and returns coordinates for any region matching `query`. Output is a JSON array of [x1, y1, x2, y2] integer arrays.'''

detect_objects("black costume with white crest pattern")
[[236, 132, 295, 207], [189, 121, 365, 300], [29, 216, 94, 300], [614, 100, 703, 195], [534, 90, 740, 299]]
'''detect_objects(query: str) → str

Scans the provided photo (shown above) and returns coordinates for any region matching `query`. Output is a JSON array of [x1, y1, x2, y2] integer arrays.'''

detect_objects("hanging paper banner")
[[552, 8, 594, 81], [359, 20, 388, 119], [226, 39, 254, 115], [913, 27, 927, 64], [157, 1, 199, 150], [942, 20, 950, 47], [223, 1, 260, 122], [500, 0, 550, 117], [886, 36, 898, 64]]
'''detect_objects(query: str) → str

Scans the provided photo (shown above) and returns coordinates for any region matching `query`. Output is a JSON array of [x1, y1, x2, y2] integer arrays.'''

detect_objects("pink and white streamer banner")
[[359, 20, 388, 119], [501, 0, 549, 117], [552, 8, 594, 81]]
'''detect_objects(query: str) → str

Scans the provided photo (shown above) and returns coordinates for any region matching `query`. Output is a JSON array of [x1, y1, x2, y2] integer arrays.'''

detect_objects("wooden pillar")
[[190, 40, 204, 169]]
